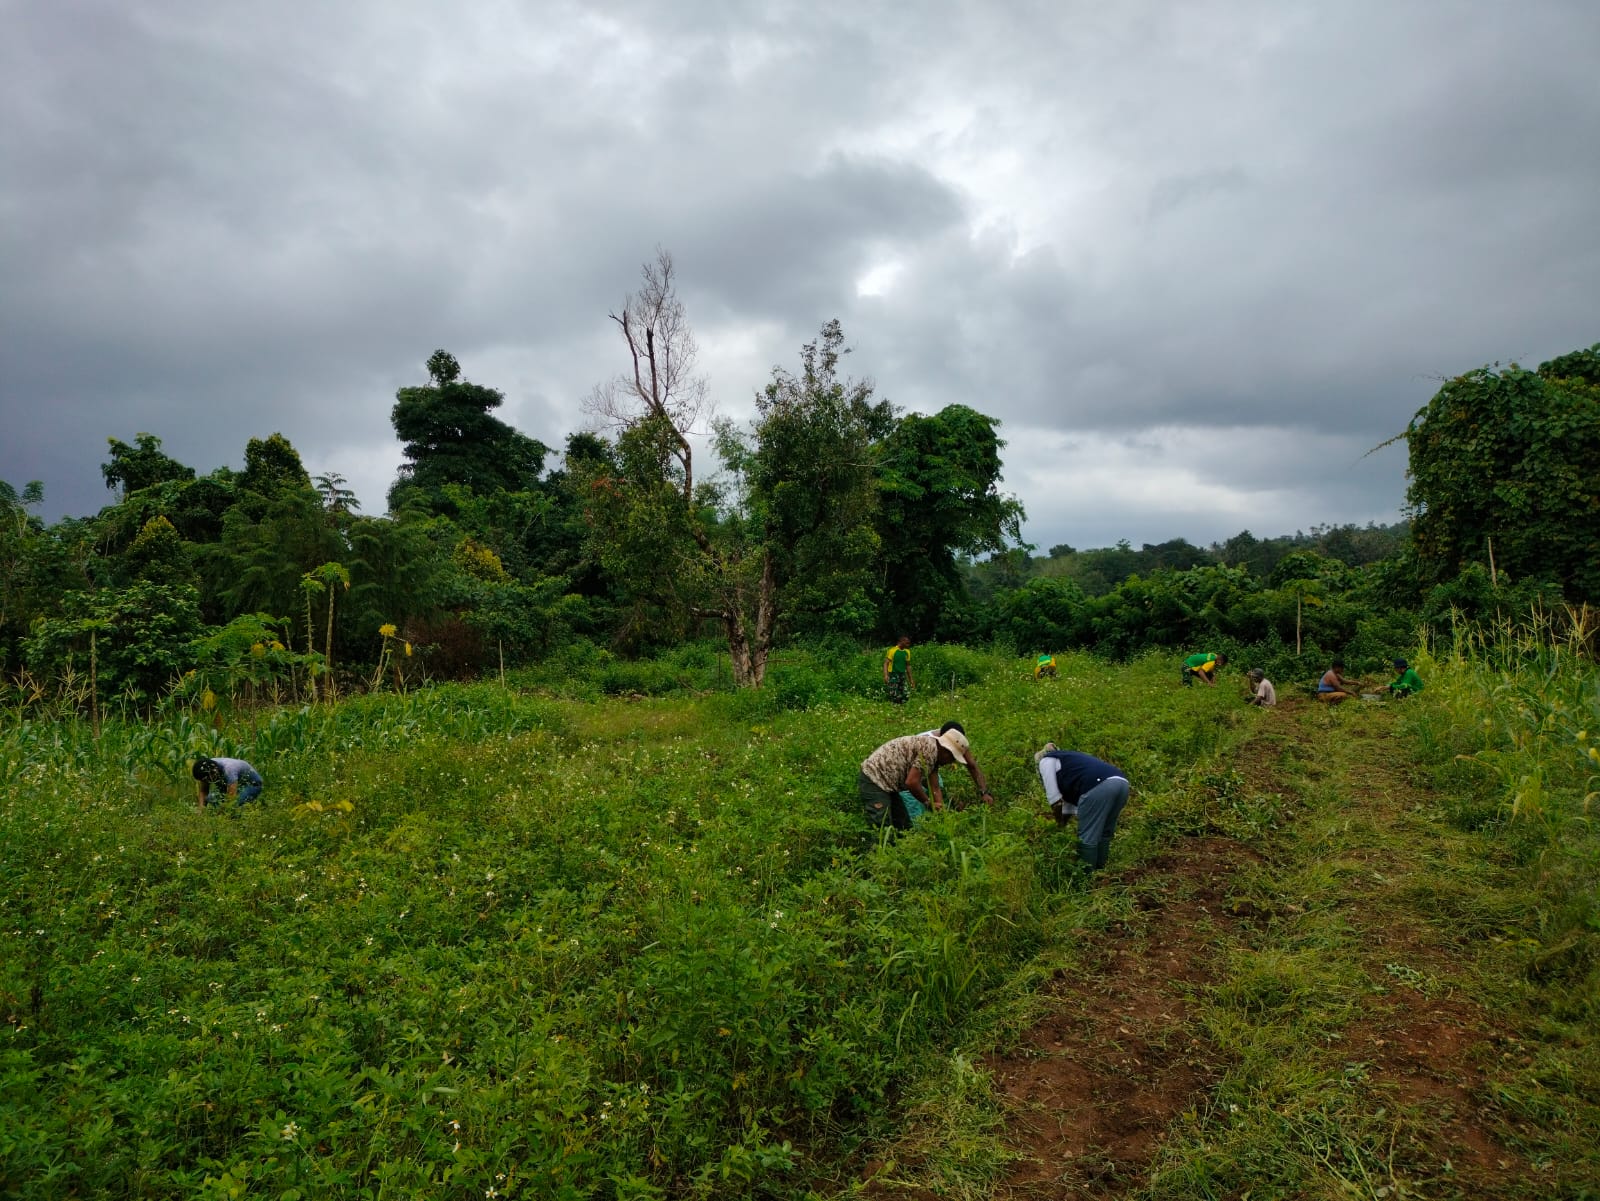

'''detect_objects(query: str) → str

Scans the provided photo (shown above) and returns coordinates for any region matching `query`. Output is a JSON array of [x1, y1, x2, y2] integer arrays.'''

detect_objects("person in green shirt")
[[883, 636, 913, 704], [1182, 650, 1226, 687], [1386, 658, 1424, 698], [1034, 652, 1058, 679]]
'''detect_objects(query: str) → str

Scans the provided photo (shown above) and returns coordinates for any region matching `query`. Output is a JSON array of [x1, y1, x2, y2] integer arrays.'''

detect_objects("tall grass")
[[1401, 602, 1600, 1018], [0, 648, 1255, 1199]]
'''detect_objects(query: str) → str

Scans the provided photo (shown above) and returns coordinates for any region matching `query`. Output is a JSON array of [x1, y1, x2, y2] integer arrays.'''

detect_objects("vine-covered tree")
[[1404, 343, 1600, 602], [581, 254, 894, 684]]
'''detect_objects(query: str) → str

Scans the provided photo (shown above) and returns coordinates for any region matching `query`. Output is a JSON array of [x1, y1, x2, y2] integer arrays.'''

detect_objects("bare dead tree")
[[586, 250, 780, 683], [585, 248, 711, 506]]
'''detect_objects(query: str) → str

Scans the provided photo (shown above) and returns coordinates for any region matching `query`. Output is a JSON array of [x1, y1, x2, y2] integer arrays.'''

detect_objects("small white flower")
[[280, 1121, 299, 1140]]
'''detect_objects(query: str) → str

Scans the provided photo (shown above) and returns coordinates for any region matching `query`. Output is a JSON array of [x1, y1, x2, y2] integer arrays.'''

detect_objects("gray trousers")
[[1076, 776, 1130, 846]]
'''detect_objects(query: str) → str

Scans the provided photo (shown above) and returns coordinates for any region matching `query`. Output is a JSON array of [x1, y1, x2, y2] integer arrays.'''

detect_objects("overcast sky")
[[3, 0, 1597, 552]]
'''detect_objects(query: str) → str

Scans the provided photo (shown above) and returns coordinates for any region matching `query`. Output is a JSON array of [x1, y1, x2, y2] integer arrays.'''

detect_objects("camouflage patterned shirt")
[[860, 734, 941, 793]]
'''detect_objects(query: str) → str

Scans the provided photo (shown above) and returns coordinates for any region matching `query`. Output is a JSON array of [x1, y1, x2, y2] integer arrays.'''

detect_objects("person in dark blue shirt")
[[1033, 742, 1131, 870]]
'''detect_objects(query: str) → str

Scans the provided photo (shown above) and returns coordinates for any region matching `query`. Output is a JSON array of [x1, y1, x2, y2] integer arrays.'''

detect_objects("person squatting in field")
[[1246, 668, 1277, 706], [1182, 650, 1226, 687], [1034, 652, 1058, 679], [1033, 742, 1131, 871], [859, 728, 969, 831], [1387, 658, 1424, 697], [883, 635, 913, 703], [1316, 659, 1365, 704], [194, 757, 264, 812], [897, 721, 995, 820]]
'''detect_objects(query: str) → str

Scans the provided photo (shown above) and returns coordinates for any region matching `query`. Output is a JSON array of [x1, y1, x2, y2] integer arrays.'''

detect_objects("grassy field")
[[2, 642, 1596, 1198]]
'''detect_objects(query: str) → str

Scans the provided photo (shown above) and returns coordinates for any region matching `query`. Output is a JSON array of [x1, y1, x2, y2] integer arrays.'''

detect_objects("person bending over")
[[193, 757, 264, 812], [897, 720, 995, 818], [1386, 658, 1424, 698], [1182, 650, 1226, 687], [859, 728, 967, 831], [1033, 742, 1131, 871]]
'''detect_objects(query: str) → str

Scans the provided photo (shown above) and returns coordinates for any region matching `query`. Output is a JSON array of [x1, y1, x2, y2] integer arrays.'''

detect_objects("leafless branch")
[[584, 249, 713, 504]]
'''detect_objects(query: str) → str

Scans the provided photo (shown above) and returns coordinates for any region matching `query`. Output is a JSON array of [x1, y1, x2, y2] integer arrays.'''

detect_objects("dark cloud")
[[3, 0, 1597, 556]]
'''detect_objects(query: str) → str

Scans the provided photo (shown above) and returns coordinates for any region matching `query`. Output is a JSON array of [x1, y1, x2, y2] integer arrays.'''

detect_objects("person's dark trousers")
[[1075, 776, 1130, 870], [859, 771, 912, 831]]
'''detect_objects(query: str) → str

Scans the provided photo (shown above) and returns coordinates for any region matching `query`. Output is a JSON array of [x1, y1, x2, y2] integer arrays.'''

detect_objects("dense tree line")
[[0, 255, 1024, 701], [1, 287, 1594, 706], [954, 343, 1599, 678]]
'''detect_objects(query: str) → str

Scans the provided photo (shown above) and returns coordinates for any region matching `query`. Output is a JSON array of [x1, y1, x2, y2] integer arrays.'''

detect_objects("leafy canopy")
[[1405, 343, 1600, 603], [389, 350, 550, 511]]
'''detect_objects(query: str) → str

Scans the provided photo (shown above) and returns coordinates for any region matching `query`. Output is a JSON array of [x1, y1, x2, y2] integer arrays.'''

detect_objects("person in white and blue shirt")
[[1033, 743, 1130, 870]]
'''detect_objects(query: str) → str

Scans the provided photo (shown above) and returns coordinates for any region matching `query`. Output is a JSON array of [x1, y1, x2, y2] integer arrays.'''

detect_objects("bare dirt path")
[[977, 701, 1536, 1199]]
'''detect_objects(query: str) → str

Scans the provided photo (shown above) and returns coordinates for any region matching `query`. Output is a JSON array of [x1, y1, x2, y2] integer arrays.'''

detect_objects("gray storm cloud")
[[3, 0, 1597, 552]]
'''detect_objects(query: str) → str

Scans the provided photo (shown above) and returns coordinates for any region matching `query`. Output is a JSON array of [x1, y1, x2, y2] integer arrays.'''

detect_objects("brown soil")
[[968, 710, 1532, 1199], [981, 837, 1246, 1196]]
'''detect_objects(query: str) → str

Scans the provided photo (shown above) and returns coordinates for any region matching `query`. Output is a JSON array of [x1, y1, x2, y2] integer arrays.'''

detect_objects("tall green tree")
[[875, 404, 1025, 639], [101, 433, 195, 497], [710, 319, 897, 679], [205, 486, 346, 623], [582, 253, 893, 684], [238, 433, 312, 511], [389, 350, 549, 512], [0, 480, 83, 669], [1404, 344, 1600, 602]]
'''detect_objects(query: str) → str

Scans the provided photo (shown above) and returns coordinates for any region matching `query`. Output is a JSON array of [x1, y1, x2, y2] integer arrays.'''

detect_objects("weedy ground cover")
[[858, 625, 1600, 1199], [0, 650, 1250, 1199], [980, 629, 1597, 1200]]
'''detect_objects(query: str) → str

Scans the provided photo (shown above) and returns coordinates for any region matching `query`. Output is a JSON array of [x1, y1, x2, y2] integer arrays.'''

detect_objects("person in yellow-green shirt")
[[1034, 652, 1058, 679], [883, 636, 913, 704], [1182, 650, 1226, 687]]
